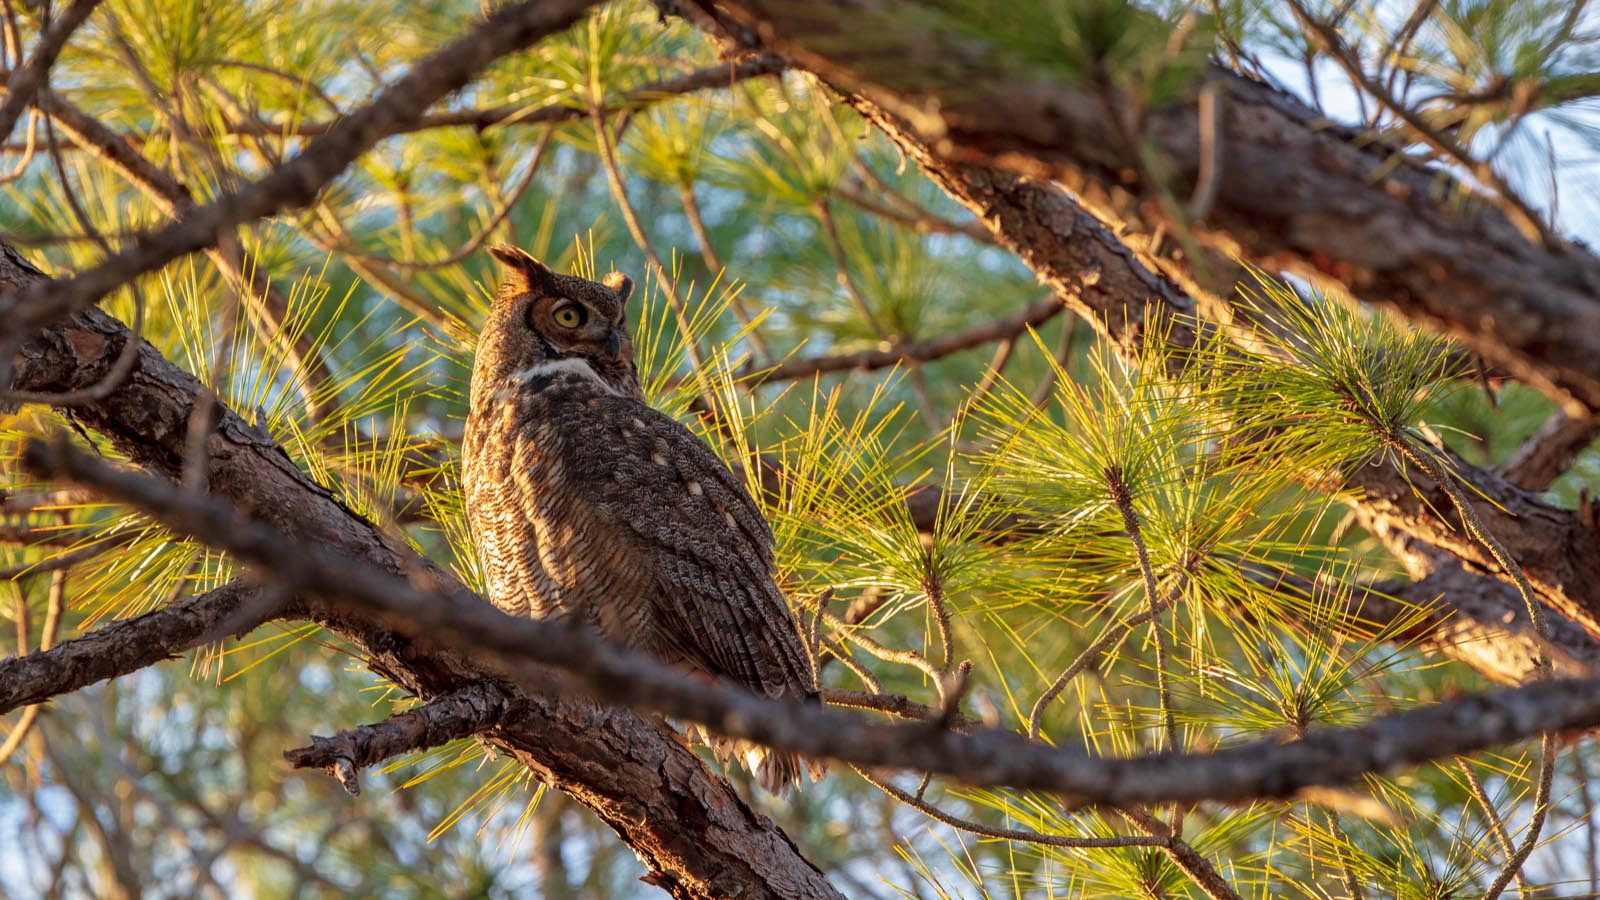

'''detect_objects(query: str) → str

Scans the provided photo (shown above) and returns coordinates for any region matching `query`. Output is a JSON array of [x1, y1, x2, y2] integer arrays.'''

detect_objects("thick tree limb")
[[284, 683, 511, 796], [0, 580, 275, 715], [0, 0, 599, 336], [703, 0, 1600, 416], [25, 435, 1600, 810], [1264, 561, 1600, 687], [1347, 451, 1600, 640]]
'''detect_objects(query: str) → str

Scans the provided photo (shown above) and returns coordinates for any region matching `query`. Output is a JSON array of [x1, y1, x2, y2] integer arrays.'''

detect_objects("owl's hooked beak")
[[604, 329, 624, 359]]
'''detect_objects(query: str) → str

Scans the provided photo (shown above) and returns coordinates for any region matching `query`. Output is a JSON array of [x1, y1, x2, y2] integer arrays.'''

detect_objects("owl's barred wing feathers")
[[550, 389, 815, 699]]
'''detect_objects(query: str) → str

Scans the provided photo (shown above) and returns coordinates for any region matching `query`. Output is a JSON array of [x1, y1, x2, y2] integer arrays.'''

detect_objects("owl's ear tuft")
[[601, 270, 634, 304], [489, 245, 555, 297]]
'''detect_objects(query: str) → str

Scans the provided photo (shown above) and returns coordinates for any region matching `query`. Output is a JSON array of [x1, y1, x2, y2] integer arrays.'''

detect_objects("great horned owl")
[[461, 245, 820, 793]]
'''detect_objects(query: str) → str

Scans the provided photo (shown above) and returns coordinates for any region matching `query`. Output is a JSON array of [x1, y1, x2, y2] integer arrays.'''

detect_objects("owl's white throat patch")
[[498, 357, 619, 401]]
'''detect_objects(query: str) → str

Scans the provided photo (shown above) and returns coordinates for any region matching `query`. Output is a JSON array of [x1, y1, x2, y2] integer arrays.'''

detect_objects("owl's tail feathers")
[[687, 726, 827, 794], [741, 742, 828, 795]]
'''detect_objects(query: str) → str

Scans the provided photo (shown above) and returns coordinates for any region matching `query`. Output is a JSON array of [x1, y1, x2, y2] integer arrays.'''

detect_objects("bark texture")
[[706, 0, 1600, 415]]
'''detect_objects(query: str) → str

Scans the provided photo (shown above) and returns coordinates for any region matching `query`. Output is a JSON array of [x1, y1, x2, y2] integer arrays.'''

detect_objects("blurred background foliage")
[[3, 0, 1600, 897]]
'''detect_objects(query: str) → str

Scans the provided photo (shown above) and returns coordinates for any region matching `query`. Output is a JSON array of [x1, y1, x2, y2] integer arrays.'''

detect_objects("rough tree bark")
[[699, 0, 1600, 416]]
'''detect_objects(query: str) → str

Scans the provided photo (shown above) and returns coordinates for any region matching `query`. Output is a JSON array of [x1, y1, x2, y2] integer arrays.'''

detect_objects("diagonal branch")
[[740, 293, 1067, 386], [223, 55, 785, 138], [0, 579, 277, 715], [1498, 411, 1600, 491], [0, 0, 102, 144], [0, 0, 599, 336]]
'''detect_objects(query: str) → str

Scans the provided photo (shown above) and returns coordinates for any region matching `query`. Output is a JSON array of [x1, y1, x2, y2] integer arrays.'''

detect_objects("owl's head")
[[470, 246, 642, 410]]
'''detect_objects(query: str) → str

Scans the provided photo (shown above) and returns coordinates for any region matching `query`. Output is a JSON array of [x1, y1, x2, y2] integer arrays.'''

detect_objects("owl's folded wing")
[[547, 399, 816, 699]]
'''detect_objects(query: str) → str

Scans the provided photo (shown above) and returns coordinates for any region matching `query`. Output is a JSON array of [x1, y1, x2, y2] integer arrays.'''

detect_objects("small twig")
[[210, 58, 343, 114], [856, 767, 1166, 850], [314, 124, 555, 273], [818, 634, 883, 694], [964, 333, 1019, 414], [0, 567, 66, 764], [1577, 749, 1600, 896], [814, 197, 890, 341], [1185, 84, 1222, 221], [220, 56, 784, 139], [1459, 759, 1527, 897], [935, 659, 973, 728], [1025, 313, 1079, 412], [1117, 806, 1245, 900], [590, 105, 707, 372], [819, 687, 977, 731], [740, 293, 1066, 387], [833, 183, 995, 244], [1496, 411, 1600, 492], [815, 604, 943, 689], [1029, 601, 1164, 741], [1106, 464, 1179, 755], [284, 683, 511, 796], [0, 107, 38, 185], [0, 530, 138, 580], [677, 180, 772, 361]]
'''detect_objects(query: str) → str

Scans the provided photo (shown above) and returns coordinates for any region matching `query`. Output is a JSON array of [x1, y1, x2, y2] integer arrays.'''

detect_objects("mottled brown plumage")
[[461, 246, 820, 792]]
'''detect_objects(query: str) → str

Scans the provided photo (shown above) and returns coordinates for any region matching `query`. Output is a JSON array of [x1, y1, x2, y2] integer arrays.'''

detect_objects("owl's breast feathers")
[[462, 363, 816, 707]]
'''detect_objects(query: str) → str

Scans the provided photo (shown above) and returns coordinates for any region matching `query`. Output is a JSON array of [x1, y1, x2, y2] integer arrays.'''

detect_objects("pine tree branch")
[[0, 0, 102, 145], [0, 579, 277, 716], [0, 0, 600, 337], [695, 0, 1600, 417], [1498, 411, 1600, 491], [737, 292, 1066, 386], [221, 54, 785, 138], [283, 684, 511, 796], [25, 434, 1600, 809], [816, 88, 1600, 644]]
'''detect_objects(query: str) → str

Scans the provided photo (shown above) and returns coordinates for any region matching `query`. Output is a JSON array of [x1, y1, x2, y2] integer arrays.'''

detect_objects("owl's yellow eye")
[[551, 302, 586, 329]]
